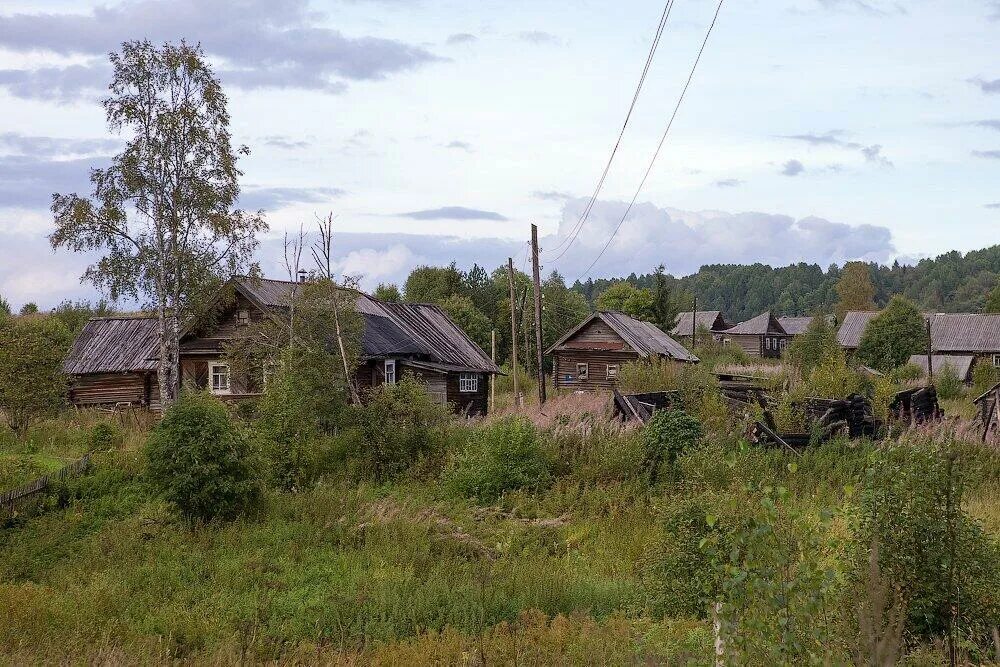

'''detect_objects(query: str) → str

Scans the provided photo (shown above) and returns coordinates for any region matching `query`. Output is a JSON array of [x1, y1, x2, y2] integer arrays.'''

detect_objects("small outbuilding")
[[546, 310, 698, 391], [723, 311, 790, 358], [670, 310, 731, 341], [63, 316, 161, 409], [907, 354, 975, 383]]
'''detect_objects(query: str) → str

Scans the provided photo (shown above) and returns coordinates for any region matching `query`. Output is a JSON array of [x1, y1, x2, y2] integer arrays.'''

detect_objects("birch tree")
[[50, 41, 266, 408]]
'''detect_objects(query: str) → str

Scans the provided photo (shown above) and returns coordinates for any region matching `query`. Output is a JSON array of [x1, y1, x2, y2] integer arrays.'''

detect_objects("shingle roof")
[[907, 354, 975, 381], [725, 311, 786, 336], [838, 310, 1000, 353], [63, 317, 160, 375], [546, 311, 698, 362], [670, 310, 729, 337], [234, 277, 500, 373]]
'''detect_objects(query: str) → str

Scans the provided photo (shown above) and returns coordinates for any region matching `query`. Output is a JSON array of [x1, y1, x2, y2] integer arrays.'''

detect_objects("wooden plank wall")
[[552, 350, 639, 391], [69, 372, 151, 406]]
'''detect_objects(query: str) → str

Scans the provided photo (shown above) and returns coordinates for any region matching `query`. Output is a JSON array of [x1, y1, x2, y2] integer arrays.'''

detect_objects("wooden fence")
[[0, 453, 92, 515]]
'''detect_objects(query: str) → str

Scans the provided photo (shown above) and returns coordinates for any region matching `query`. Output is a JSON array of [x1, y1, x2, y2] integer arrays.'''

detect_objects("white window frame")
[[606, 364, 619, 379], [779, 338, 787, 350], [765, 337, 772, 350], [384, 359, 396, 385], [722, 338, 731, 347], [576, 363, 589, 380], [236, 309, 250, 327], [459, 373, 479, 393], [209, 362, 231, 395], [993, 354, 1000, 368]]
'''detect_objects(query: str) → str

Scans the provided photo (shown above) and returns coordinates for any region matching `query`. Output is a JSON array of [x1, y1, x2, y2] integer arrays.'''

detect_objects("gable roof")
[[546, 311, 698, 362], [906, 354, 975, 381], [837, 311, 879, 348], [838, 310, 1000, 353], [233, 277, 500, 373], [63, 316, 160, 375], [670, 310, 729, 337], [776, 316, 814, 336], [725, 311, 786, 336]]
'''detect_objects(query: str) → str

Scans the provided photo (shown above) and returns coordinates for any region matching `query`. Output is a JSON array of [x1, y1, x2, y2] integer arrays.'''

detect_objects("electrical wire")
[[543, 0, 677, 261], [574, 0, 725, 283]]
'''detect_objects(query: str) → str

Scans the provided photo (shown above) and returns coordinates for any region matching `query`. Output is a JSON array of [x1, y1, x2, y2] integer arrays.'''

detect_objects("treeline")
[[572, 245, 1000, 321]]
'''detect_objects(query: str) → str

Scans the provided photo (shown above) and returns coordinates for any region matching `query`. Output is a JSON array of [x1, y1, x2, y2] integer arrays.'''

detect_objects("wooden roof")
[[670, 310, 729, 336], [63, 316, 160, 375], [725, 311, 786, 336], [907, 354, 975, 381], [546, 311, 698, 362], [839, 310, 1000, 353]]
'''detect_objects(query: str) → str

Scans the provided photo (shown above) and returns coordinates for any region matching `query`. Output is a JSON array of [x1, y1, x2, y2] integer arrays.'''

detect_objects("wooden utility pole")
[[531, 224, 546, 405], [490, 329, 496, 412], [507, 257, 520, 407], [691, 296, 697, 345], [926, 319, 934, 383], [519, 286, 530, 379]]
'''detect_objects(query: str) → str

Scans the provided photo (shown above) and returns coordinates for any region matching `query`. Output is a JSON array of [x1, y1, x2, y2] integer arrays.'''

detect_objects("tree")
[[403, 263, 464, 303], [541, 271, 590, 352], [440, 294, 491, 352], [596, 282, 656, 321], [785, 314, 838, 376], [50, 299, 114, 336], [145, 391, 261, 522], [0, 315, 72, 435], [50, 41, 266, 410], [834, 261, 876, 322], [856, 296, 927, 372], [984, 284, 1000, 314], [0, 294, 10, 317], [652, 264, 680, 333], [374, 283, 401, 302], [19, 302, 38, 315]]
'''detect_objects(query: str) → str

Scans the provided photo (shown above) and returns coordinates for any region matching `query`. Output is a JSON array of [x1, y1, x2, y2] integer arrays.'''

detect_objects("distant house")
[[65, 277, 502, 415], [723, 311, 790, 358], [670, 310, 731, 341], [907, 354, 975, 383], [546, 310, 698, 391], [777, 316, 816, 336]]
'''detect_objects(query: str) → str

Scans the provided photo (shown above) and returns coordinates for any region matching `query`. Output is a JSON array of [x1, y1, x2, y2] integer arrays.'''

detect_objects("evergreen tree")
[[652, 264, 680, 333]]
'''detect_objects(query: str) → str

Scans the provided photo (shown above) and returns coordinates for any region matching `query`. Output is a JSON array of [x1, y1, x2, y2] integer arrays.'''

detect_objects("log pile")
[[889, 386, 942, 424], [715, 373, 772, 411], [803, 394, 877, 439], [973, 381, 1000, 443]]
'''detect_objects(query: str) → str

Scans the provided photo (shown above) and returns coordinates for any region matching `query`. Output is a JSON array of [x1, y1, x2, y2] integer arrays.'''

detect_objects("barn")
[[546, 310, 698, 391], [63, 316, 161, 409]]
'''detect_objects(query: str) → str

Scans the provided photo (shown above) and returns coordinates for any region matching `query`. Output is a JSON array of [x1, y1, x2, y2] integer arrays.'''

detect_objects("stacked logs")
[[889, 386, 942, 424], [803, 394, 877, 439]]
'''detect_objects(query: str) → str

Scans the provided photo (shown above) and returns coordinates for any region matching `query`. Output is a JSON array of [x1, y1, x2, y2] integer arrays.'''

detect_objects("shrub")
[[934, 363, 963, 401], [801, 349, 864, 399], [856, 296, 927, 372], [643, 409, 703, 484], [444, 416, 551, 501], [785, 314, 838, 377], [349, 375, 454, 481], [971, 362, 1000, 398], [145, 391, 261, 522], [0, 315, 72, 435], [87, 422, 122, 451], [889, 362, 923, 384]]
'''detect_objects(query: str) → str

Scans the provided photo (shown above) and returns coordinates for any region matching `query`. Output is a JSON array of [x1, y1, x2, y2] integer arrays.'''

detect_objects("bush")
[[785, 314, 838, 377], [643, 409, 703, 484], [971, 362, 1000, 398], [145, 391, 261, 522], [0, 315, 72, 435], [87, 422, 122, 451], [349, 375, 454, 481], [934, 363, 963, 401], [801, 349, 864, 399], [856, 296, 927, 372], [444, 416, 551, 501]]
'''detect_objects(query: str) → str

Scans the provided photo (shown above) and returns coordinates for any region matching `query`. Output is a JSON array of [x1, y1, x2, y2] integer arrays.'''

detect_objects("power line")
[[575, 0, 725, 283], [544, 0, 677, 262]]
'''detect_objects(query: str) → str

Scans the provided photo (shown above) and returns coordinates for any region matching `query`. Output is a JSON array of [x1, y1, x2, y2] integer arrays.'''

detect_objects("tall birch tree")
[[50, 41, 266, 408]]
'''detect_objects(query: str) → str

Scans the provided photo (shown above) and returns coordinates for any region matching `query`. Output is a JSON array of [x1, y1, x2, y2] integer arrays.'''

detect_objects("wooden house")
[[670, 310, 731, 341], [723, 311, 790, 358], [63, 316, 161, 408], [546, 310, 698, 391], [907, 354, 975, 383], [65, 277, 502, 416]]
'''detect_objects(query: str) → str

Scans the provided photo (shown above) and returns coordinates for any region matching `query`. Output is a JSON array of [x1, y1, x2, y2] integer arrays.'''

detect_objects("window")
[[209, 363, 231, 395], [384, 359, 396, 385], [994, 354, 1000, 368], [236, 309, 250, 326], [459, 373, 479, 393], [779, 338, 788, 350], [722, 338, 731, 347], [576, 363, 589, 380], [606, 364, 619, 379], [765, 337, 772, 350]]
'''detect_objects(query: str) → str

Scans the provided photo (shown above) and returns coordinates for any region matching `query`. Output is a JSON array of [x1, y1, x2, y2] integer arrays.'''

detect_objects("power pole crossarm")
[[531, 224, 546, 405]]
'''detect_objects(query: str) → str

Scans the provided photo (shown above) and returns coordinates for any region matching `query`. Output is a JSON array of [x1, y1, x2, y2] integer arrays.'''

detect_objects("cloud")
[[970, 77, 1000, 94], [985, 203, 1000, 209], [0, 0, 442, 101], [714, 178, 743, 188], [532, 190, 573, 201], [968, 119, 1000, 131], [0, 224, 102, 309], [444, 140, 473, 152], [0, 154, 109, 209], [0, 132, 119, 157], [398, 206, 508, 221], [262, 135, 310, 150], [972, 149, 1000, 159], [517, 31, 560, 45], [861, 144, 893, 167], [781, 159, 805, 176], [779, 130, 892, 166], [814, 0, 906, 15], [446, 33, 477, 45], [239, 186, 345, 211]]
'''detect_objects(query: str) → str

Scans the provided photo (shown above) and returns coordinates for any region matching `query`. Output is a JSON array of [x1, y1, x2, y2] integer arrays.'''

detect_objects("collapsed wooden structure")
[[974, 381, 1000, 443]]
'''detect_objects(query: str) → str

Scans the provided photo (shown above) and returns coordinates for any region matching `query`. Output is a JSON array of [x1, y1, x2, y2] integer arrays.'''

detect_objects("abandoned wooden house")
[[722, 311, 791, 358], [64, 277, 502, 415], [670, 310, 731, 341], [546, 310, 698, 391], [838, 310, 1000, 374], [63, 316, 162, 409]]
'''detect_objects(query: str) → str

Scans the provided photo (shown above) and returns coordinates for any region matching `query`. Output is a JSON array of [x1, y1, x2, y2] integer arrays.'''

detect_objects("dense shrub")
[[785, 314, 838, 376], [444, 416, 551, 501], [856, 296, 927, 372], [801, 349, 864, 399], [348, 375, 454, 481], [0, 315, 72, 435], [643, 409, 703, 484], [971, 362, 1000, 398], [145, 391, 261, 522], [934, 363, 964, 401], [87, 422, 122, 451]]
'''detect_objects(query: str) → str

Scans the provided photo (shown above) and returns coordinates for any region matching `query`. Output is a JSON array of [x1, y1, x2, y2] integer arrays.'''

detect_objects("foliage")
[[802, 348, 864, 398], [651, 264, 680, 333], [0, 315, 71, 435], [347, 375, 454, 481], [88, 422, 122, 451], [984, 284, 1000, 313], [934, 363, 964, 401], [145, 391, 260, 522], [856, 296, 927, 372], [19, 302, 39, 315], [0, 294, 10, 317], [49, 298, 114, 336], [835, 261, 877, 321], [373, 282, 401, 302], [444, 415, 551, 501], [971, 362, 1000, 398], [540, 271, 590, 357], [595, 282, 655, 321], [642, 409, 703, 483], [403, 263, 464, 303], [785, 313, 838, 376], [49, 40, 266, 408], [440, 293, 492, 352], [851, 437, 1000, 654]]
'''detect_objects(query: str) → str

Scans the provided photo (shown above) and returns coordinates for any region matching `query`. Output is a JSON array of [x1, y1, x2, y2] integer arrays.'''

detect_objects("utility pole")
[[691, 296, 697, 347], [507, 257, 520, 407], [490, 329, 496, 412], [926, 318, 934, 384], [519, 286, 530, 380], [531, 224, 546, 405]]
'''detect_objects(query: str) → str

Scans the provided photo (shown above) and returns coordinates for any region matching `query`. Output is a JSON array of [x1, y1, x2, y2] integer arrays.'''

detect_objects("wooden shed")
[[723, 311, 790, 358], [546, 310, 698, 391], [63, 316, 161, 409], [670, 310, 731, 341]]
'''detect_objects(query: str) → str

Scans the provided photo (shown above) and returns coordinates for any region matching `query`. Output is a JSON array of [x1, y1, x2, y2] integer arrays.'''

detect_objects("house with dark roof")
[[65, 277, 502, 415], [545, 311, 698, 391], [670, 310, 731, 341], [723, 311, 790, 358]]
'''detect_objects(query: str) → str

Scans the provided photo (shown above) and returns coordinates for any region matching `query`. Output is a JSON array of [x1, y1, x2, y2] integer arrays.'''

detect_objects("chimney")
[[297, 269, 307, 283]]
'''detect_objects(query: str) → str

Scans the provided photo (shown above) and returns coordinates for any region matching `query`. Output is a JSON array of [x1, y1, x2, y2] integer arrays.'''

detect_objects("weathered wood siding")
[[355, 359, 485, 415], [446, 372, 487, 416], [68, 372, 158, 407], [726, 334, 789, 359], [552, 350, 639, 391]]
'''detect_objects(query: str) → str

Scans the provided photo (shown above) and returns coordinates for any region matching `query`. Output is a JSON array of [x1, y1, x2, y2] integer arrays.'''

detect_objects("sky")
[[0, 0, 998, 309]]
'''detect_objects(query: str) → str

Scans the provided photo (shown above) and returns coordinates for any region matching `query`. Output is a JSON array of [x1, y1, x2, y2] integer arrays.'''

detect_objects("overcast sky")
[[1, 0, 998, 308]]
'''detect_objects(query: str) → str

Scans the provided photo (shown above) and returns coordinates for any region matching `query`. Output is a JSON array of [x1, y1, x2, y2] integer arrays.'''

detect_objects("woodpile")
[[715, 372, 773, 411], [889, 386, 942, 424], [802, 394, 876, 439]]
